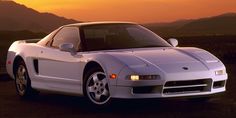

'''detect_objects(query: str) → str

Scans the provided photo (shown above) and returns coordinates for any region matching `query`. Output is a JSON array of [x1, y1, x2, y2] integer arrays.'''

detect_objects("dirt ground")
[[0, 64, 236, 118]]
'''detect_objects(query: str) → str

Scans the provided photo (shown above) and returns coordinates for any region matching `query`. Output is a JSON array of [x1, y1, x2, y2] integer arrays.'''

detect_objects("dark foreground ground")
[[0, 64, 235, 118]]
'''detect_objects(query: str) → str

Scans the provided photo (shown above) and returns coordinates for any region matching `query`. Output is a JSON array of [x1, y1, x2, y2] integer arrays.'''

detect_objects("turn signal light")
[[7, 61, 11, 64], [110, 74, 117, 79]]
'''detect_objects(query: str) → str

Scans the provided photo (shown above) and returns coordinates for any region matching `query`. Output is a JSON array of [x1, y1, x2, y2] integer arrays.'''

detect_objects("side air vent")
[[33, 59, 39, 74]]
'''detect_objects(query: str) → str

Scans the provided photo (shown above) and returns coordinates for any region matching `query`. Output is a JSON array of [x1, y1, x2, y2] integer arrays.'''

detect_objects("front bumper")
[[110, 74, 227, 99]]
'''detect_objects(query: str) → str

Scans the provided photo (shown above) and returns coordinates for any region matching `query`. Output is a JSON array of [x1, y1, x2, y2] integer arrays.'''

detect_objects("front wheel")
[[14, 60, 33, 97], [84, 68, 111, 105]]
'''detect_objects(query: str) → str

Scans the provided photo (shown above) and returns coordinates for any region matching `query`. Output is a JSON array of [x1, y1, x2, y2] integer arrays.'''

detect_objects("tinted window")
[[81, 24, 170, 51], [52, 27, 80, 50]]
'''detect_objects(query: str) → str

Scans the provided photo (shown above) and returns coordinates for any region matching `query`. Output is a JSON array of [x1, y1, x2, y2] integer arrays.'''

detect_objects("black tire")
[[14, 60, 33, 98], [83, 67, 111, 106]]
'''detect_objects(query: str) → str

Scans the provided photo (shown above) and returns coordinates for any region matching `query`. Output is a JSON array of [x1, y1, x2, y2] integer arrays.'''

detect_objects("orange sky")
[[14, 0, 236, 23]]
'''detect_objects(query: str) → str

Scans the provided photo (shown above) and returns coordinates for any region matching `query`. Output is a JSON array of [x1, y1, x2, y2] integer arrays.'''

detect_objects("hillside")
[[0, 1, 78, 33], [145, 13, 236, 37], [0, 1, 236, 37]]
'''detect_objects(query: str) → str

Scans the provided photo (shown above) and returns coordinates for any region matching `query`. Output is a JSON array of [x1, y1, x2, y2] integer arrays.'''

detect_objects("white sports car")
[[6, 22, 227, 105]]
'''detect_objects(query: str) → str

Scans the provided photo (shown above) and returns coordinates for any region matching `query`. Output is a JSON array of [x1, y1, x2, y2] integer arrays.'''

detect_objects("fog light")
[[215, 70, 226, 75]]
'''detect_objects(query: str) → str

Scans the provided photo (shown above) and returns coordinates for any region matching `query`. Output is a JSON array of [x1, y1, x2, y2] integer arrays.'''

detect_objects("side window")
[[52, 27, 80, 50]]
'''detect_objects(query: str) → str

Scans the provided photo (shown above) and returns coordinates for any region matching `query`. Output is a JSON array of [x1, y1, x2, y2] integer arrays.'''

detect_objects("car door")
[[36, 26, 84, 94]]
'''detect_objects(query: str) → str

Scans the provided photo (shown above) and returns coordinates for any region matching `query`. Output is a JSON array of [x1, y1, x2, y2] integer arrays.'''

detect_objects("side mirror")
[[59, 43, 76, 55], [168, 38, 178, 47]]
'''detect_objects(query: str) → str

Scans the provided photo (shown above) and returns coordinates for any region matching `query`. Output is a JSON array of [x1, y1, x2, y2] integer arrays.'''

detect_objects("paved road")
[[0, 64, 236, 118]]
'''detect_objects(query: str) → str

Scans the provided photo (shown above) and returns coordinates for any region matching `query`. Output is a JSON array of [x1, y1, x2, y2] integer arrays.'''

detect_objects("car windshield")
[[81, 24, 171, 51]]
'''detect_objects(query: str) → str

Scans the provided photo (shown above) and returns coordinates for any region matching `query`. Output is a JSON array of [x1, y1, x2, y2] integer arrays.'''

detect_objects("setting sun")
[[14, 0, 236, 23]]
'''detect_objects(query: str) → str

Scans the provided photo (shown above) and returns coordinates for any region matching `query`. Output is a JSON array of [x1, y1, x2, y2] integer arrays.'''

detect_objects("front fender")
[[84, 53, 126, 86]]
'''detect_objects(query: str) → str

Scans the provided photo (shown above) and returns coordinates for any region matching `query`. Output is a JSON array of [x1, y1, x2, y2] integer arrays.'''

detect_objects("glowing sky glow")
[[14, 0, 236, 23]]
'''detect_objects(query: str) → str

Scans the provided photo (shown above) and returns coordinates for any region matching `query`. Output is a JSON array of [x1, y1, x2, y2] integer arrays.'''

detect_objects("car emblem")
[[182, 67, 189, 70]]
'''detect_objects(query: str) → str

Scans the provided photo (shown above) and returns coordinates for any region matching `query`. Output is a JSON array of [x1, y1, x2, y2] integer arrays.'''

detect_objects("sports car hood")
[[108, 48, 220, 73]]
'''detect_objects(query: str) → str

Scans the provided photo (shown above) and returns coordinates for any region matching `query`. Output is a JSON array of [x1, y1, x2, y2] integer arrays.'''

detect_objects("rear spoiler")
[[24, 39, 41, 43], [14, 39, 41, 44]]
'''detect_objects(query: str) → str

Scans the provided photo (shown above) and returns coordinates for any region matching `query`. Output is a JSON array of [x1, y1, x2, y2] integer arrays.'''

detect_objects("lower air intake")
[[163, 79, 212, 95]]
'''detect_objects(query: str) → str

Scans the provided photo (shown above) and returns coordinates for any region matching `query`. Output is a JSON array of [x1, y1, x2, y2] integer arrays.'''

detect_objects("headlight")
[[130, 75, 160, 81], [130, 75, 139, 81], [215, 69, 226, 76]]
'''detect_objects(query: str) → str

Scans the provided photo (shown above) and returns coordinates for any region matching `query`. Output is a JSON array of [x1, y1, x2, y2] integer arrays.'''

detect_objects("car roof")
[[64, 21, 137, 27]]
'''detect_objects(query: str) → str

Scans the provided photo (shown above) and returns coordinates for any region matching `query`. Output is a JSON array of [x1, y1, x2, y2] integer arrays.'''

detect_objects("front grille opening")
[[133, 86, 162, 94], [163, 86, 205, 94], [163, 79, 212, 95], [213, 80, 225, 89], [165, 79, 208, 87]]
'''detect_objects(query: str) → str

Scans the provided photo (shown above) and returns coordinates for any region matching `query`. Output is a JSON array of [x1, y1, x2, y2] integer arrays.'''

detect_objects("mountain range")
[[0, 1, 78, 33], [145, 13, 236, 37], [0, 1, 236, 36]]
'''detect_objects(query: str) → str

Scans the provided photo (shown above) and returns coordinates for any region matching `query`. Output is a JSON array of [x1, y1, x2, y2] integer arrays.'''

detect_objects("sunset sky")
[[13, 0, 236, 23]]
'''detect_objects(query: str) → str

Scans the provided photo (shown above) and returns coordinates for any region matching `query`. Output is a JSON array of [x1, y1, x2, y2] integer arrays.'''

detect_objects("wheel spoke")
[[88, 86, 95, 93], [16, 78, 20, 85], [102, 89, 109, 96], [20, 85, 23, 90], [20, 68, 26, 75], [17, 66, 25, 77], [92, 74, 99, 82], [22, 78, 27, 85], [95, 94, 101, 101], [19, 84, 23, 91], [17, 69, 22, 77], [101, 78, 107, 85]]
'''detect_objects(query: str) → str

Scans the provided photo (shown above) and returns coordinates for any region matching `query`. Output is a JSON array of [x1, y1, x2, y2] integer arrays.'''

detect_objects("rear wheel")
[[14, 60, 33, 97], [84, 68, 111, 105]]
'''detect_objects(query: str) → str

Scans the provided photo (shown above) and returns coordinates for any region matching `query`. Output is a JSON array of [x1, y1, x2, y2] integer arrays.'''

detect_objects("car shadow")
[[0, 73, 11, 82], [21, 92, 227, 117]]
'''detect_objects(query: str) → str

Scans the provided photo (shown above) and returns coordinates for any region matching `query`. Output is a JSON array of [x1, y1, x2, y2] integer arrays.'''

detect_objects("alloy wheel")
[[86, 71, 110, 105], [15, 64, 28, 96]]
